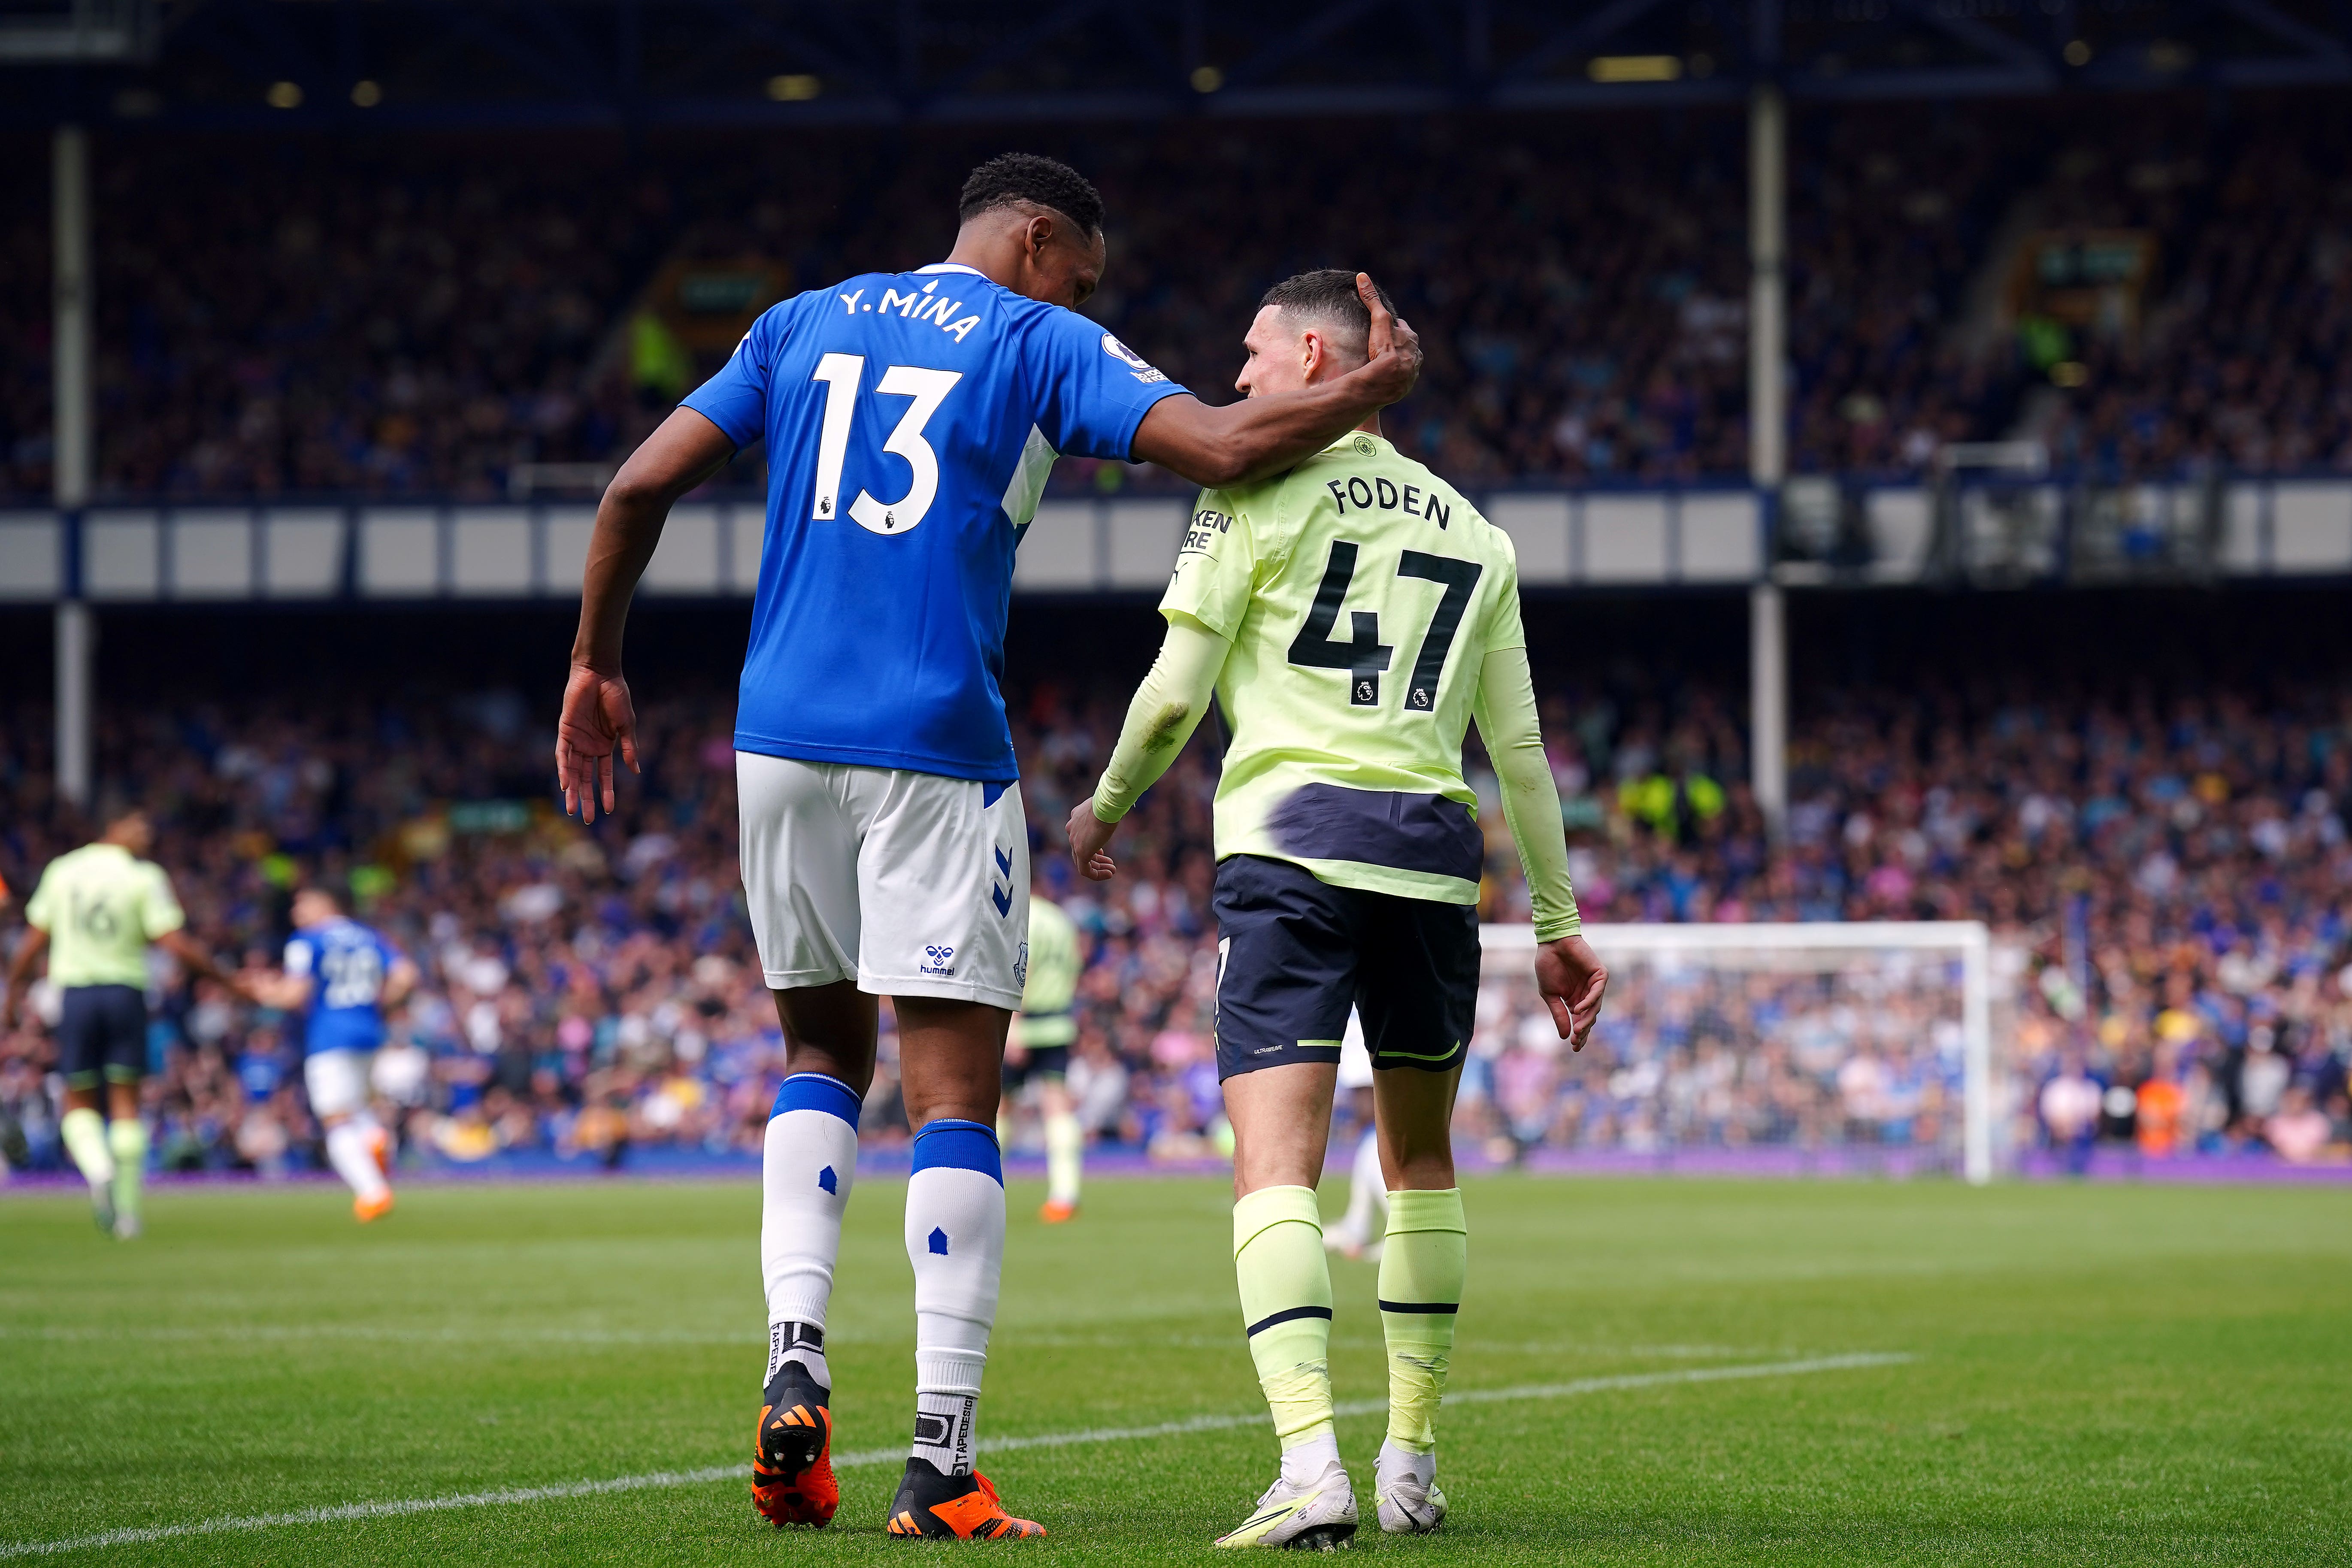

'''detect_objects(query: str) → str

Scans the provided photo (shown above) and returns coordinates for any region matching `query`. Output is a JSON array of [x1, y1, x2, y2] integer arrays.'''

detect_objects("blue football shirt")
[[283, 917, 401, 1056], [683, 263, 1188, 781]]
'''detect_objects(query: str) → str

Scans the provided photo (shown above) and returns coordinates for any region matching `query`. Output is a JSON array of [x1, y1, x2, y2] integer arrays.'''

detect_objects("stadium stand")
[[0, 135, 48, 502], [2021, 104, 2352, 477], [2, 92, 2346, 505]]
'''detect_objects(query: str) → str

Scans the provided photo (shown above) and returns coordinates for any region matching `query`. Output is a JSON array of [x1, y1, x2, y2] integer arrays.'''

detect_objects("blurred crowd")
[[2025, 110, 2352, 479], [3, 92, 2350, 505], [3, 644, 2349, 1182]]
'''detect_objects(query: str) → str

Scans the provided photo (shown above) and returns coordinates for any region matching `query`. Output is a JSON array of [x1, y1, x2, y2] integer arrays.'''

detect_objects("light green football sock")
[[108, 1118, 149, 1223], [1044, 1109, 1083, 1206], [60, 1108, 114, 1192], [1233, 1184, 1336, 1451], [1378, 1187, 1467, 1453]]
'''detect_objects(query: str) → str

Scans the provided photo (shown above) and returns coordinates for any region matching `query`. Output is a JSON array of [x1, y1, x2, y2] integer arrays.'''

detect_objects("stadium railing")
[[5, 475, 2349, 604]]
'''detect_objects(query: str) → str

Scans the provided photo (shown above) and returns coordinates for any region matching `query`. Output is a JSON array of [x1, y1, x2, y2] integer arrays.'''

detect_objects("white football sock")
[[905, 1118, 1004, 1475], [1282, 1429, 1344, 1487], [762, 1073, 862, 1390], [1343, 1126, 1385, 1241], [1377, 1436, 1436, 1489], [325, 1117, 390, 1200], [1044, 1107, 1083, 1205], [766, 1320, 828, 1392]]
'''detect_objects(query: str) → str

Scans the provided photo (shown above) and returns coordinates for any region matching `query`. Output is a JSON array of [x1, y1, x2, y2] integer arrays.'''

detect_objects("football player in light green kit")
[[4, 811, 246, 1237], [1006, 883, 1086, 1220], [1068, 271, 1609, 1548]]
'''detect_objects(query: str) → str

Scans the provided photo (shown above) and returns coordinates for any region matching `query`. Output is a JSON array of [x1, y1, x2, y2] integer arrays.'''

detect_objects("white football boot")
[[1373, 1440, 1447, 1535], [1214, 1459, 1358, 1550]]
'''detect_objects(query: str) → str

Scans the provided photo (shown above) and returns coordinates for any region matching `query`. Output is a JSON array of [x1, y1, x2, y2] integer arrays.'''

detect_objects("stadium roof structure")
[[3, 0, 2349, 130]]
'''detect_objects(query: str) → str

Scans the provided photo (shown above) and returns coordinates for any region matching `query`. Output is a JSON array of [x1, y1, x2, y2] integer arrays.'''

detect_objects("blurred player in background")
[[1069, 271, 1606, 1547], [554, 155, 1420, 1538], [1322, 1012, 1385, 1262], [243, 885, 417, 1222], [1005, 881, 1085, 1222], [2, 811, 246, 1238]]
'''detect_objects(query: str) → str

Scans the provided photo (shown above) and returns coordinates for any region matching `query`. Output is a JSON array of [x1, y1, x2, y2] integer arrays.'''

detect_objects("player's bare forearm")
[[4, 926, 45, 990], [571, 408, 737, 671], [158, 929, 239, 993], [2, 926, 48, 1026], [1135, 370, 1409, 487], [560, 409, 735, 823], [242, 970, 311, 1010]]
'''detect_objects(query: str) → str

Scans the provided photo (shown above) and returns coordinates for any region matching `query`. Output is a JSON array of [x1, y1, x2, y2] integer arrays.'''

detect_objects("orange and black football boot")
[[883, 1459, 1045, 1539], [752, 1356, 838, 1528]]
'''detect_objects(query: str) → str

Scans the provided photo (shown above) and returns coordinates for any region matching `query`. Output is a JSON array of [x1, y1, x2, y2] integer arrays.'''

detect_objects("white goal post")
[[1477, 921, 1996, 1185]]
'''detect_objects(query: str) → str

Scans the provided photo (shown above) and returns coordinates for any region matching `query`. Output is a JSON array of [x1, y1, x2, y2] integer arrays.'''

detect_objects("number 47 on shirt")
[[1288, 539, 1482, 711]]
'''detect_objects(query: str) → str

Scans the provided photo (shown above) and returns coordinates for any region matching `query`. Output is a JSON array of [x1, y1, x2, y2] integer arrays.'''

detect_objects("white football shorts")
[[737, 752, 1031, 1012], [304, 1047, 374, 1119]]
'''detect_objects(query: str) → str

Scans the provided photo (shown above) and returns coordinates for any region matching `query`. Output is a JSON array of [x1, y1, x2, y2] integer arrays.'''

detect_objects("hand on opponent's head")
[[1354, 272, 1420, 407]]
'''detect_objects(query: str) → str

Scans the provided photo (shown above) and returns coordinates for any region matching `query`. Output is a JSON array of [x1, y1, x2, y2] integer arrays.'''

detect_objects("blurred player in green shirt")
[[1068, 271, 1608, 1549], [4, 811, 245, 1237], [1005, 883, 1086, 1221]]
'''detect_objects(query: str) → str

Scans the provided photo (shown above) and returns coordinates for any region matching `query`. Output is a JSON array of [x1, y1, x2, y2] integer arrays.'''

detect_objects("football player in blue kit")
[[244, 885, 418, 1222], [554, 153, 1420, 1538]]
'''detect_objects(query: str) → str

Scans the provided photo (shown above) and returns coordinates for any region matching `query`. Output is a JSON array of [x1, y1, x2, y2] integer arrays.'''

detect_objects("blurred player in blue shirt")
[[553, 152, 1421, 1539], [245, 885, 416, 1223]]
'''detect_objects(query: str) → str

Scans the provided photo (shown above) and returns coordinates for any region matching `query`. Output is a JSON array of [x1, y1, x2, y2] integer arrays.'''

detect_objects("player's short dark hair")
[[1259, 269, 1395, 363], [957, 153, 1105, 237]]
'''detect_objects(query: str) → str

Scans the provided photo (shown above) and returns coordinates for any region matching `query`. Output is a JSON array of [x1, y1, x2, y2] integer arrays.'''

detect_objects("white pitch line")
[[0, 1353, 1911, 1559], [1411, 1352, 1915, 1412], [0, 1324, 768, 1347], [0, 1469, 745, 1561]]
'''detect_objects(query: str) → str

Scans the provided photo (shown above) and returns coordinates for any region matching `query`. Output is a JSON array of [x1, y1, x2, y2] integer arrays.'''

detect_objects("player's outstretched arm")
[[1471, 644, 1607, 1050], [0, 924, 47, 1031], [241, 968, 313, 1011], [1067, 615, 1232, 880], [559, 409, 737, 824], [383, 957, 421, 1011], [156, 928, 252, 1001], [1130, 274, 1420, 487]]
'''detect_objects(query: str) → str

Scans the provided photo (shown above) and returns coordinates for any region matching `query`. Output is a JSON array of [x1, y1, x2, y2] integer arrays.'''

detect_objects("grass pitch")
[[1, 1174, 2347, 1565]]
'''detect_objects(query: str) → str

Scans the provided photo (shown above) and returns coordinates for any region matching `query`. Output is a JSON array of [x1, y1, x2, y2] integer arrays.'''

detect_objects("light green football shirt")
[[22, 842, 185, 989], [1015, 896, 1084, 1047], [1161, 430, 1524, 905]]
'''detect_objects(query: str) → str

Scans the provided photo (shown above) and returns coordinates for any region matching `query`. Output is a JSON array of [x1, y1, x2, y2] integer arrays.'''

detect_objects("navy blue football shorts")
[[1210, 854, 1479, 1083], [57, 984, 148, 1090], [1002, 1042, 1071, 1090]]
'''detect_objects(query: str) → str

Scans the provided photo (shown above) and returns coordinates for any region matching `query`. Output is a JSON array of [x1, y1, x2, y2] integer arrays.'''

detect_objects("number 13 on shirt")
[[808, 354, 963, 536]]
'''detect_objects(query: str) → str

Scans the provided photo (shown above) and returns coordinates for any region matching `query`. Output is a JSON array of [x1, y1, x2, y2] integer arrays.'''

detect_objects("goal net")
[[1470, 922, 1997, 1184]]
